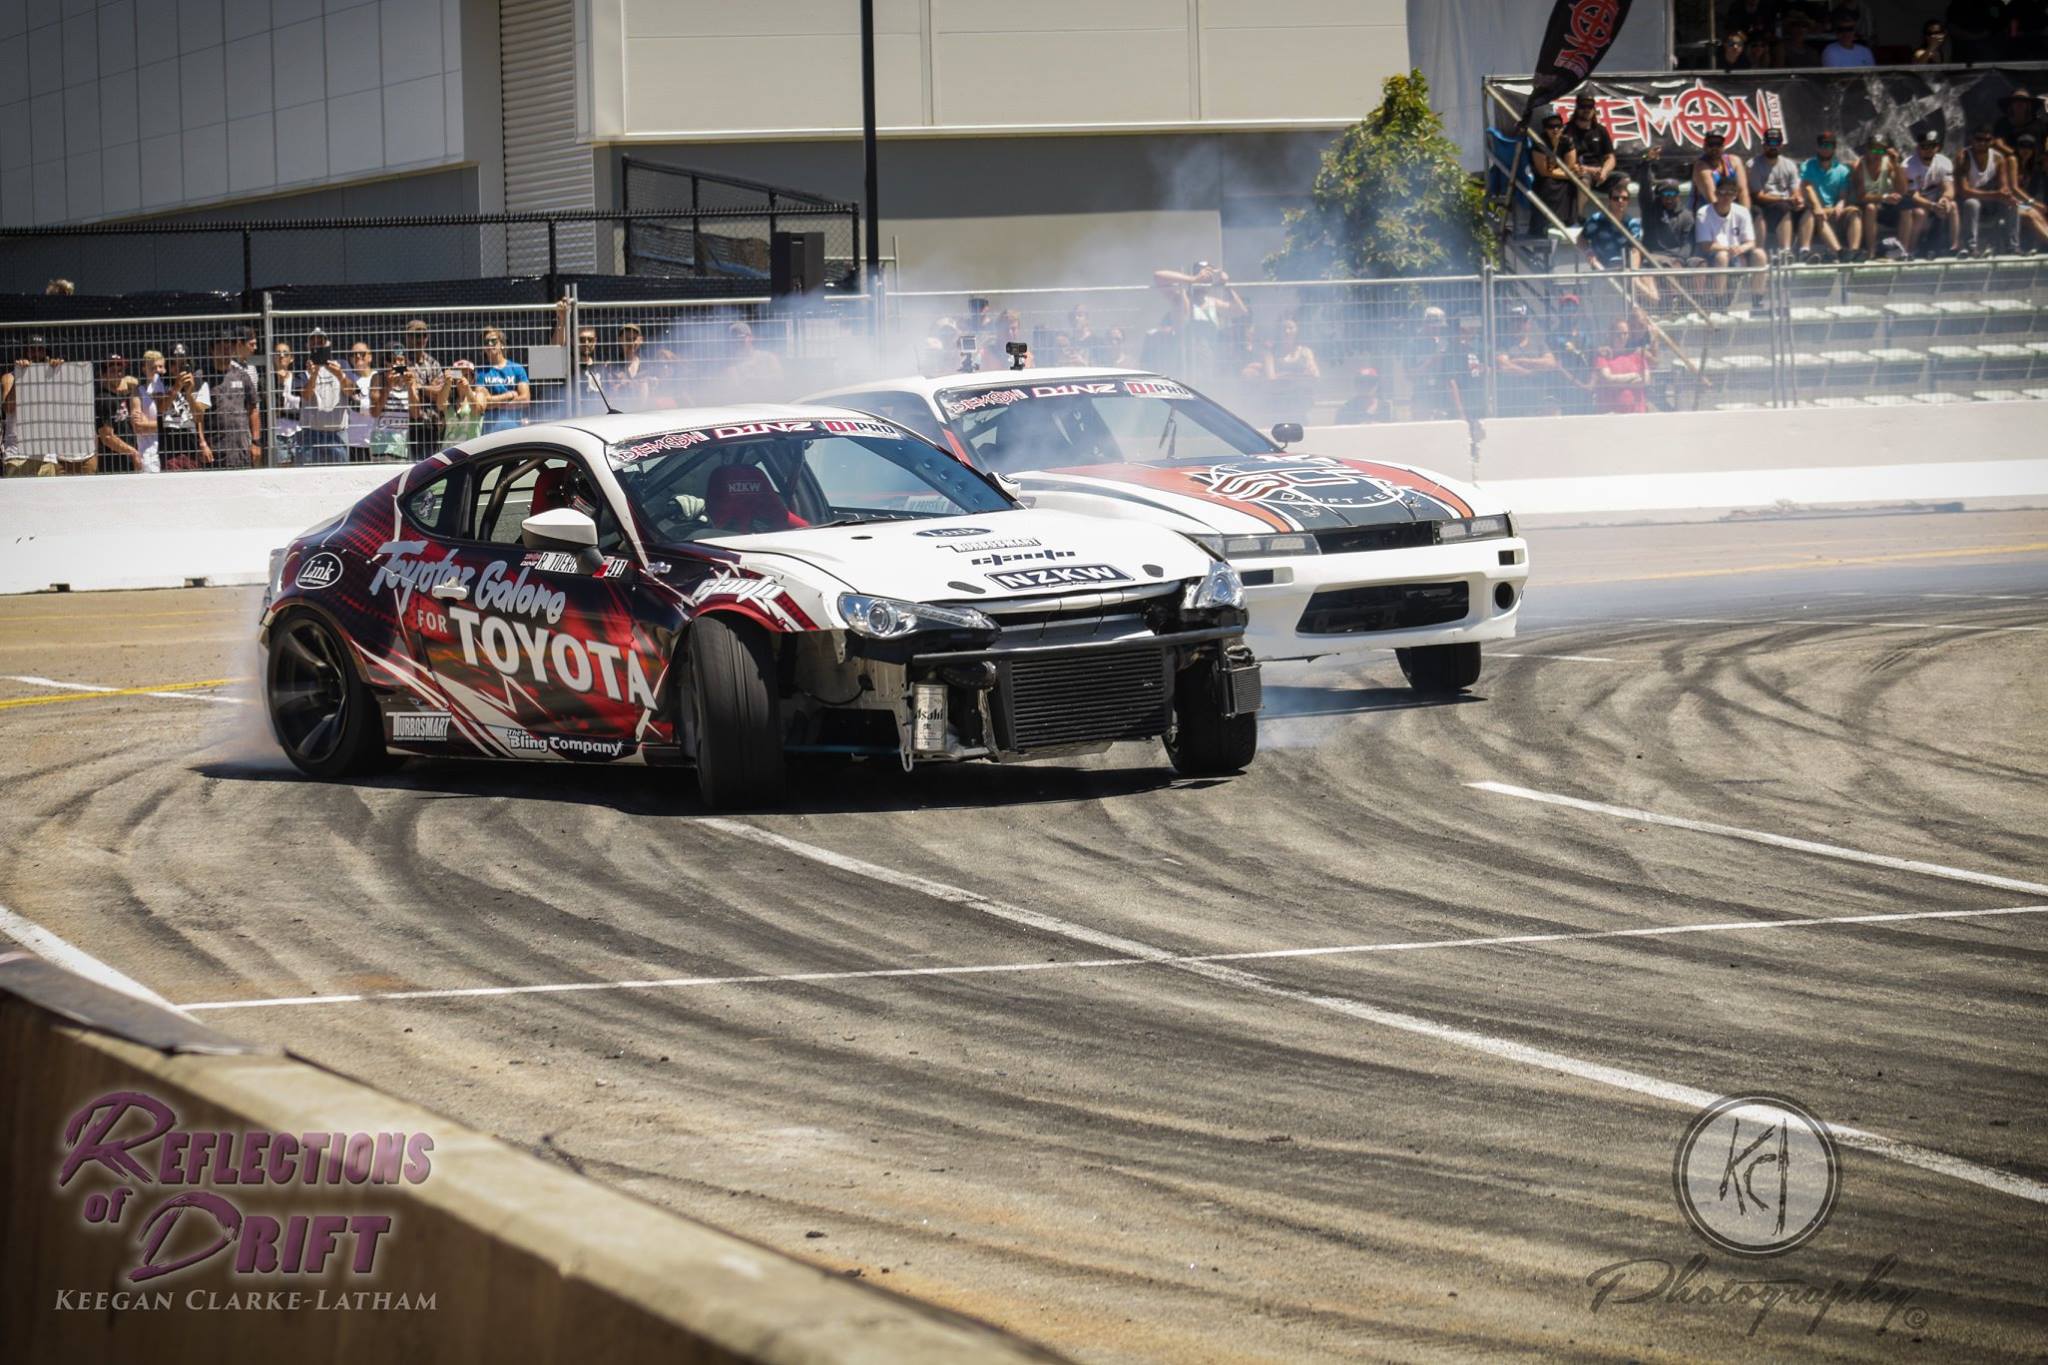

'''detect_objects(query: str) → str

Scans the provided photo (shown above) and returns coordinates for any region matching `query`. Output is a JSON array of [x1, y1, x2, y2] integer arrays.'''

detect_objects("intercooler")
[[998, 647, 1173, 751]]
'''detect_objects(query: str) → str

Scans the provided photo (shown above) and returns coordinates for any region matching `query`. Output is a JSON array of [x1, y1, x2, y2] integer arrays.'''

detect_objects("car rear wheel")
[[1166, 659, 1259, 777], [266, 611, 391, 779], [1396, 642, 1482, 695], [688, 615, 786, 809]]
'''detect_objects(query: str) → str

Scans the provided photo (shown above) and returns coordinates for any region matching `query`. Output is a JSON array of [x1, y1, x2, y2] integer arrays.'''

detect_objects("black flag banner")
[[1521, 0, 1637, 123]]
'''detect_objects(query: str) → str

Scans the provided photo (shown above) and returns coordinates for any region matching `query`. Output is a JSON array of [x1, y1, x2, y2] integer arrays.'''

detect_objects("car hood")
[[1016, 455, 1489, 534], [705, 509, 1213, 605]]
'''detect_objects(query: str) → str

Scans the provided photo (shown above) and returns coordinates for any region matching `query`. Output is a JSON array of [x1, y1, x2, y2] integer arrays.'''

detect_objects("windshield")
[[608, 418, 1014, 544], [938, 376, 1273, 474]]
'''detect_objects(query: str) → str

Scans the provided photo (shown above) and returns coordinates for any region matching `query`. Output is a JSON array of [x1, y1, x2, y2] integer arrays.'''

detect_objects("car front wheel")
[[266, 611, 392, 779], [687, 615, 786, 809], [1396, 642, 1482, 695], [1165, 658, 1259, 777]]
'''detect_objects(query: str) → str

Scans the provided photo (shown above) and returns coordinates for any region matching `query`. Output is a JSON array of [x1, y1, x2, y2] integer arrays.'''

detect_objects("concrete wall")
[[584, 0, 1404, 140], [0, 964, 1056, 1363], [0, 0, 472, 229], [5, 401, 2044, 596]]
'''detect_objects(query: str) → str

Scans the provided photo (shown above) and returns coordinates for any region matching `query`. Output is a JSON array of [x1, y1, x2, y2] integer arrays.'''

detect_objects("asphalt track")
[[2, 508, 2045, 1362]]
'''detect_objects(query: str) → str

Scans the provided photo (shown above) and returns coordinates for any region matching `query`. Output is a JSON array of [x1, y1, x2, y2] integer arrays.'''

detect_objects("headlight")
[[1187, 533, 1226, 558], [1436, 514, 1514, 543], [266, 547, 288, 602], [1220, 533, 1319, 559], [1182, 560, 1245, 611], [837, 593, 994, 638]]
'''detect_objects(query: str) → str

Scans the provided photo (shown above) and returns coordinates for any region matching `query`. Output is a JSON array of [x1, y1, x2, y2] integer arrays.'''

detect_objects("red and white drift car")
[[808, 369, 1529, 691], [259, 407, 1262, 807]]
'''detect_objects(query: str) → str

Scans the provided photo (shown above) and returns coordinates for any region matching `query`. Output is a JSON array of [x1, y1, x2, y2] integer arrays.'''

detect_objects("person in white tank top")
[[1957, 128, 2020, 255]]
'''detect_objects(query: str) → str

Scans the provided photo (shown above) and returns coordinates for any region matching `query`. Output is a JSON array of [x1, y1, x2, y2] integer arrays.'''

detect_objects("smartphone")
[[309, 345, 331, 366]]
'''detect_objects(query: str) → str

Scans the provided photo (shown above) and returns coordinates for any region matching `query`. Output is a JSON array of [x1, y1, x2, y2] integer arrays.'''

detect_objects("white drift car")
[[809, 369, 1529, 692]]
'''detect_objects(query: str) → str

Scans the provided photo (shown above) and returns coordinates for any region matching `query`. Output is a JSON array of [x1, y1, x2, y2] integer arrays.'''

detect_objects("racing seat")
[[530, 465, 592, 516], [704, 463, 809, 533]]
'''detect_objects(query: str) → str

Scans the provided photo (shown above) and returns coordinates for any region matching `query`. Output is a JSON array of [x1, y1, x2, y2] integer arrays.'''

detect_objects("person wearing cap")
[[1750, 128, 1806, 258], [1640, 181, 1696, 267], [1698, 179, 1770, 312], [1820, 14, 1874, 66], [1851, 136, 1905, 258], [1408, 306, 1478, 422], [204, 326, 261, 469], [1528, 112, 1578, 230], [1800, 130, 1859, 260], [1903, 129, 1961, 257], [1333, 366, 1391, 424], [399, 318, 446, 453], [1493, 305, 1563, 418], [1956, 125, 2021, 256], [1691, 131, 1750, 214], [1994, 89, 2045, 157], [1564, 94, 1617, 213], [93, 353, 142, 475], [295, 328, 351, 466]]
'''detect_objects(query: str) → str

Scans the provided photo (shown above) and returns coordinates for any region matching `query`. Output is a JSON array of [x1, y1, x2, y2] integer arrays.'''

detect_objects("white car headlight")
[[1182, 560, 1245, 611], [1221, 533, 1319, 559], [838, 593, 995, 638], [1187, 532, 1226, 558], [265, 547, 289, 604], [1436, 514, 1514, 543]]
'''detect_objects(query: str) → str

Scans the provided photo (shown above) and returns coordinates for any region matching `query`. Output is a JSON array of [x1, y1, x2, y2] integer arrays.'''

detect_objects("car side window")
[[836, 392, 944, 445], [460, 451, 625, 551], [401, 474, 454, 535]]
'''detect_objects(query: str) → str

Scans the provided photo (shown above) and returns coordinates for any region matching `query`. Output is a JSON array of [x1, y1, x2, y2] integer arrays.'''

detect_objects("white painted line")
[[1492, 652, 1624, 663], [695, 822, 2048, 1209], [178, 902, 2048, 1014], [1468, 781, 2048, 898], [0, 899, 183, 1012], [5, 674, 246, 705], [1653, 616, 2046, 634], [1920, 593, 2036, 601]]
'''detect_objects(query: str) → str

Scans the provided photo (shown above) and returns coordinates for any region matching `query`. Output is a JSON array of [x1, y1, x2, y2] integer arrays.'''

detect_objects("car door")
[[398, 447, 667, 761]]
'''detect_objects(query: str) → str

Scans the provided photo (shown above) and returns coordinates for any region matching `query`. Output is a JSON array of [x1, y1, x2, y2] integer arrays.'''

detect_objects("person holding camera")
[[399, 318, 446, 454], [296, 328, 351, 466], [147, 345, 211, 471], [438, 359, 487, 444], [369, 343, 417, 461], [1153, 261, 1247, 382]]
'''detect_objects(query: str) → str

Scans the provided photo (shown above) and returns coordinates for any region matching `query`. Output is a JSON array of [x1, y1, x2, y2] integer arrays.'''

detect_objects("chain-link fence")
[[9, 258, 2046, 478]]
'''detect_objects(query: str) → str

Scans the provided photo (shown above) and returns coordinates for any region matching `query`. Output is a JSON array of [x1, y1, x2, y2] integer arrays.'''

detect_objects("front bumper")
[[1235, 537, 1530, 663]]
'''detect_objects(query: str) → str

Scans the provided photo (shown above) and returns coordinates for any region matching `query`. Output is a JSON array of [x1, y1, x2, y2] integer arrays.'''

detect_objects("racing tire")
[[687, 615, 786, 809], [266, 611, 392, 780], [1165, 663, 1259, 777], [1396, 642, 1482, 695]]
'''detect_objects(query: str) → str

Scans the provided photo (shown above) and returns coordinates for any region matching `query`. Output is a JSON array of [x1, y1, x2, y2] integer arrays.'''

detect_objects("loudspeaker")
[[770, 232, 826, 297]]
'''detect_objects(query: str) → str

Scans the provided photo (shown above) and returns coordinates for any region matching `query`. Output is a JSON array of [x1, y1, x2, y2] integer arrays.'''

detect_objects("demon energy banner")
[[1489, 65, 2047, 158], [1522, 0, 1638, 121]]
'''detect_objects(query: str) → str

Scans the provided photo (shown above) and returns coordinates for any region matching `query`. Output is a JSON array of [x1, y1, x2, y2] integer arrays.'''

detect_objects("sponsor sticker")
[[987, 564, 1131, 590], [1122, 378, 1194, 400], [937, 387, 1028, 418], [390, 712, 451, 743], [916, 526, 993, 538], [294, 552, 344, 591], [968, 549, 1077, 568], [523, 551, 582, 575]]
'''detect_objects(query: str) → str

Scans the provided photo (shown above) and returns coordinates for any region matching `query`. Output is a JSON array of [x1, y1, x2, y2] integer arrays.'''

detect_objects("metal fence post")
[[241, 228, 254, 300], [260, 291, 276, 464], [566, 283, 582, 417], [546, 218, 559, 293], [1480, 263, 1499, 419]]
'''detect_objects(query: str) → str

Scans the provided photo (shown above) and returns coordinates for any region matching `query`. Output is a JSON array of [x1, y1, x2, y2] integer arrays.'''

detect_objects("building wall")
[[605, 131, 1333, 292], [0, 0, 472, 227], [583, 0, 1407, 138]]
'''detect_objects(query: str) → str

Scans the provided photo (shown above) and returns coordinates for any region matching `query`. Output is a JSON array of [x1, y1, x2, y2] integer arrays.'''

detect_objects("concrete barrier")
[[0, 956, 1060, 1364], [3, 399, 2044, 595]]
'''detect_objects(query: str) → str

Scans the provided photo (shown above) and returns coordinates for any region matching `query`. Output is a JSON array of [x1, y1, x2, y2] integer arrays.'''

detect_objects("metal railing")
[[7, 260, 2047, 477]]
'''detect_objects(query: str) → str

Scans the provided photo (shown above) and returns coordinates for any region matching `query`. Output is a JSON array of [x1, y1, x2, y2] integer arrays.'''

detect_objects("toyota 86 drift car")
[[808, 369, 1529, 693], [259, 407, 1262, 807]]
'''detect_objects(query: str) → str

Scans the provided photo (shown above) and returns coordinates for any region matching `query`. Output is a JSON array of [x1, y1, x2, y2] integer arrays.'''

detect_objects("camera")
[[309, 345, 331, 366], [1005, 340, 1029, 371]]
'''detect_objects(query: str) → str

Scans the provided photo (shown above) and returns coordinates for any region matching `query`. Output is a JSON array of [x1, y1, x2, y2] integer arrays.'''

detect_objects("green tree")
[[1267, 70, 1498, 280]]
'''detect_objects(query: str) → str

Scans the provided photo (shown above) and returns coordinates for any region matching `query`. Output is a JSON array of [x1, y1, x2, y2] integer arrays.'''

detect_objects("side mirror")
[[992, 471, 1024, 501], [1270, 422, 1304, 447]]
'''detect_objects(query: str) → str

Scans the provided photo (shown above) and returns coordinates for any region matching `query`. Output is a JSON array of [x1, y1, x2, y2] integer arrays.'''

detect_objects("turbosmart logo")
[[51, 1089, 437, 1310], [294, 552, 344, 591]]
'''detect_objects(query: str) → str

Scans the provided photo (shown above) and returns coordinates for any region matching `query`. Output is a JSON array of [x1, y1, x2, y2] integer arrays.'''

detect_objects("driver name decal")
[[986, 564, 1132, 590]]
